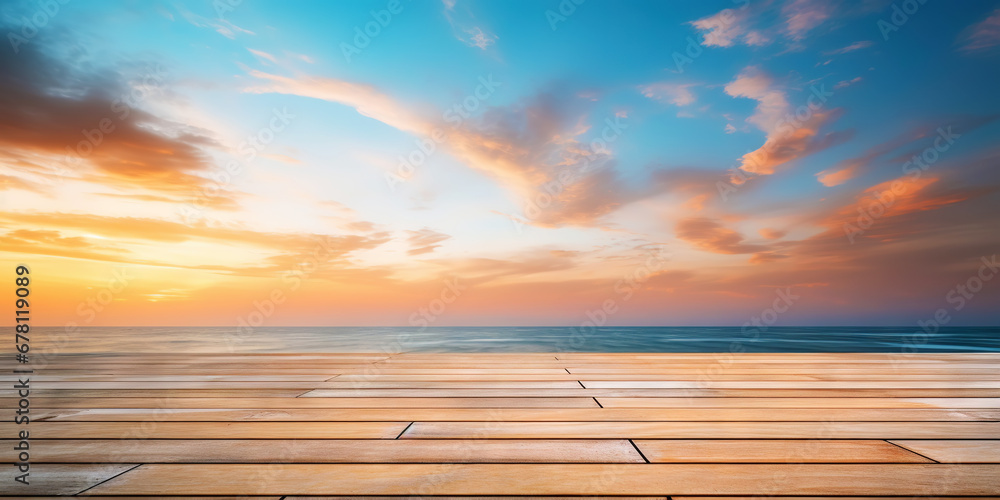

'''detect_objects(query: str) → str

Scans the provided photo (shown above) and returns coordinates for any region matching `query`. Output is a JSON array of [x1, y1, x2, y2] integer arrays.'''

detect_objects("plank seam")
[[629, 439, 651, 463], [577, 381, 586, 388], [885, 439, 942, 463], [396, 421, 415, 439], [74, 462, 143, 495], [593, 397, 604, 408]]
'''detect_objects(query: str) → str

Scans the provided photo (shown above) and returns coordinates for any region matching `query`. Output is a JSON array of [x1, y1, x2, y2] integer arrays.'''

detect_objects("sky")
[[1, 0, 1000, 327]]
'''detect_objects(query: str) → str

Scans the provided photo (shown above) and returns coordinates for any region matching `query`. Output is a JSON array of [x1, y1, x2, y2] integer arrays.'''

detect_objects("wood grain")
[[9, 352, 999, 497]]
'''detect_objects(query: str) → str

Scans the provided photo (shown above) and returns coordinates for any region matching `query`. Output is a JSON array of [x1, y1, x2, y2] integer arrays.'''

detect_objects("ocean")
[[23, 326, 1000, 353]]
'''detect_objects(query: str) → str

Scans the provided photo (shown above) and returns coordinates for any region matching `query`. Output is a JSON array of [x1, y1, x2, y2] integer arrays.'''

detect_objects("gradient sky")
[[2, 0, 1000, 327]]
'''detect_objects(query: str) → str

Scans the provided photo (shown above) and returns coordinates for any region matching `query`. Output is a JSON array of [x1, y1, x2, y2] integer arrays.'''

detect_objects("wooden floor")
[[2, 352, 999, 497]]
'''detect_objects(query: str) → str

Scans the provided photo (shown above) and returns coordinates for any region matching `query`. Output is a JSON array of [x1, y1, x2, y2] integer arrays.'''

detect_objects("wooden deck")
[[2, 352, 999, 497]]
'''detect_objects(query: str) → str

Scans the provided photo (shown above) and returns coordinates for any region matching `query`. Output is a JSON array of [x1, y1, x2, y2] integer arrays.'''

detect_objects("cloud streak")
[[724, 66, 847, 178]]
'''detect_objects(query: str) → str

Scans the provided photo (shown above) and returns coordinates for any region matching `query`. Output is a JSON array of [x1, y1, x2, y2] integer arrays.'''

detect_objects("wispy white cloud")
[[247, 49, 277, 64], [406, 228, 451, 255], [690, 6, 756, 47], [833, 76, 862, 89], [782, 0, 832, 41], [690, 0, 836, 49], [244, 70, 431, 135], [824, 40, 873, 55], [175, 4, 255, 39], [442, 0, 499, 51], [464, 26, 498, 50], [640, 83, 697, 106]]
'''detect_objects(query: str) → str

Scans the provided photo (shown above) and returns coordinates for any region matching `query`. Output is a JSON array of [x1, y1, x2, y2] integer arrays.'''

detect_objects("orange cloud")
[[0, 212, 390, 277], [816, 161, 862, 187], [0, 174, 44, 193], [675, 217, 773, 257], [725, 66, 848, 178], [244, 70, 431, 135], [759, 228, 787, 239], [816, 115, 999, 187], [406, 228, 451, 256], [248, 71, 649, 228], [0, 45, 221, 193], [835, 176, 970, 224]]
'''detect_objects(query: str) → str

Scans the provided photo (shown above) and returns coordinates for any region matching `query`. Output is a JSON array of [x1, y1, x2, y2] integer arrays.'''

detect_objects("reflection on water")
[[21, 326, 1000, 353]]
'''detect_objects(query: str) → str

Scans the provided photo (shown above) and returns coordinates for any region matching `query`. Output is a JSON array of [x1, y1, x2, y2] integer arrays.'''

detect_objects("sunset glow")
[[2, 0, 999, 327]]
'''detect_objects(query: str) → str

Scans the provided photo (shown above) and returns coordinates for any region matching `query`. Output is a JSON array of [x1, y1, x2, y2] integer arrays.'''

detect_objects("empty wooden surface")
[[1, 352, 998, 497]]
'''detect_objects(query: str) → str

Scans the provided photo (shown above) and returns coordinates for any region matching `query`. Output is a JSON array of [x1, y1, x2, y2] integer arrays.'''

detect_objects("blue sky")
[[2, 0, 1000, 326]]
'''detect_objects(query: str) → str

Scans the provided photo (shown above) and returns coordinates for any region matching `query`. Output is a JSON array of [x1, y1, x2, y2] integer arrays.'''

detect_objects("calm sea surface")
[[24, 326, 1000, 353]]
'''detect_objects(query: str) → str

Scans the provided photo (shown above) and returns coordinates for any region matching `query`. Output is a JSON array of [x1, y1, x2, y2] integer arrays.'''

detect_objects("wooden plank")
[[632, 439, 931, 463], [581, 380, 1000, 388], [565, 368, 1000, 373], [890, 440, 1000, 463], [11, 497, 281, 500], [316, 381, 584, 388], [0, 421, 409, 439], [283, 497, 669, 500], [13, 397, 600, 408], [299, 388, 1000, 397], [596, 397, 1000, 408], [2, 375, 336, 381], [300, 373, 1000, 381], [84, 464, 1000, 495], [32, 407, 1000, 422], [23, 381, 325, 389], [15, 380, 585, 389], [1, 439, 644, 463], [604, 354, 1000, 358], [400, 421, 1000, 439], [672, 497, 1000, 500], [12, 389, 310, 398], [4, 352, 997, 496], [0, 463, 137, 496]]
